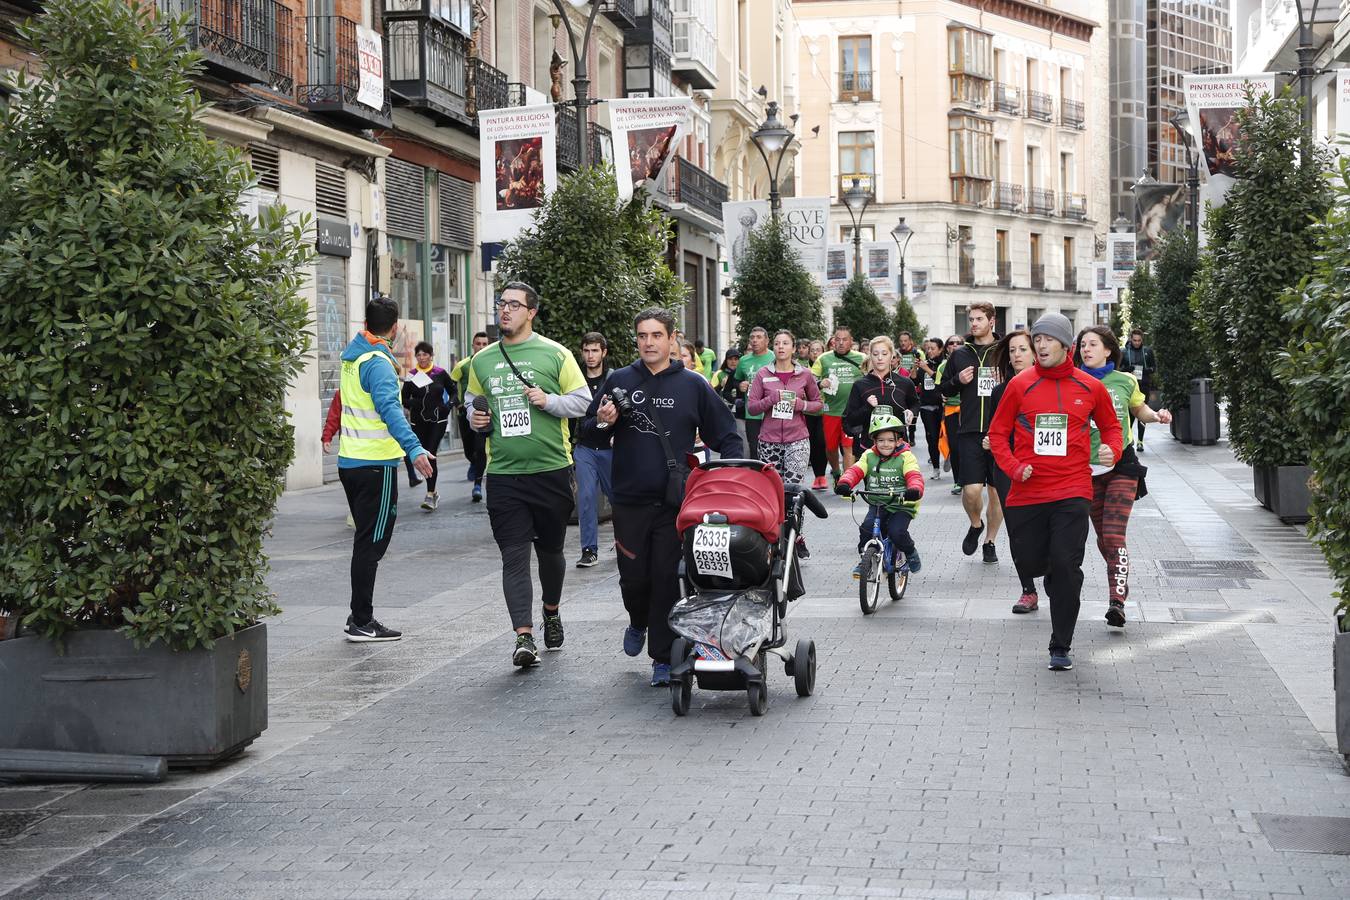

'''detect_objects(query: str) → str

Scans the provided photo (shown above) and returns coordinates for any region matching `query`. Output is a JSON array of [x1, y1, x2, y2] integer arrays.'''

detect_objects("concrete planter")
[[1254, 465, 1272, 510], [1171, 408, 1193, 444], [1336, 617, 1350, 764], [1268, 465, 1311, 525], [0, 623, 267, 767]]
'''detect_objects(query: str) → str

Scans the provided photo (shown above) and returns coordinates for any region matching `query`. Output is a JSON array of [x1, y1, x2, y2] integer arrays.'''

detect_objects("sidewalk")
[[3, 432, 1348, 899]]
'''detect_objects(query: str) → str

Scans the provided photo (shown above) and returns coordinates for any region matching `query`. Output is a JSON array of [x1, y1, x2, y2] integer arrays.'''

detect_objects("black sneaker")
[[1049, 651, 1073, 671], [344, 617, 402, 643], [962, 521, 984, 556], [795, 535, 810, 560], [542, 610, 564, 649], [1106, 601, 1126, 628], [982, 541, 998, 564], [576, 548, 598, 568], [512, 633, 540, 667]]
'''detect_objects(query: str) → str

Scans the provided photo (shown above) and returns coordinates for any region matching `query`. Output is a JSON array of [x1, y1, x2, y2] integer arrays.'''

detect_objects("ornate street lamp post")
[[551, 0, 602, 169], [842, 177, 872, 275], [891, 217, 914, 301], [750, 101, 794, 217]]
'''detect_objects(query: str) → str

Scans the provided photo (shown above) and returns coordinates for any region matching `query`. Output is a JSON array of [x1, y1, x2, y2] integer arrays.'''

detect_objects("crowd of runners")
[[329, 289, 1167, 677]]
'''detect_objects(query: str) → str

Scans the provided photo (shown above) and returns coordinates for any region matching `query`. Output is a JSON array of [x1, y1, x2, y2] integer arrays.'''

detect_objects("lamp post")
[[842, 177, 872, 275], [1293, 0, 1322, 139], [750, 101, 795, 216], [1170, 111, 1201, 235], [551, 0, 602, 169], [890, 217, 914, 301]]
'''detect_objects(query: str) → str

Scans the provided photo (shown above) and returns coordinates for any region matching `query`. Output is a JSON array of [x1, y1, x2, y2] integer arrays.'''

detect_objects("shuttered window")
[[437, 175, 474, 250], [315, 163, 348, 218], [386, 157, 426, 239], [248, 143, 280, 191]]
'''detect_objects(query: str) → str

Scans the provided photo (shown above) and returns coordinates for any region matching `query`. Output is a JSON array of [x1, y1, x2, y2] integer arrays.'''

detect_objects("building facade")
[[794, 0, 1108, 340], [1233, 0, 1338, 136]]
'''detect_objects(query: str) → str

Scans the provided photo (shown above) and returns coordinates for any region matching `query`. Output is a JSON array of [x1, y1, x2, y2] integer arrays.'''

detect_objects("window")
[[840, 36, 873, 99], [949, 113, 992, 204], [948, 26, 992, 78], [1029, 233, 1042, 266], [839, 131, 875, 192], [950, 74, 988, 108]]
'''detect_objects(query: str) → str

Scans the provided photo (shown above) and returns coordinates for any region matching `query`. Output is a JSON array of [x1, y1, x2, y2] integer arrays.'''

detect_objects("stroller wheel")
[[794, 639, 816, 697], [747, 679, 768, 716], [671, 676, 691, 716]]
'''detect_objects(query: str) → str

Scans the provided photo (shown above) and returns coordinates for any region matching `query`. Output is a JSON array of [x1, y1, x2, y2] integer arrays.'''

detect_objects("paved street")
[[3, 429, 1348, 899]]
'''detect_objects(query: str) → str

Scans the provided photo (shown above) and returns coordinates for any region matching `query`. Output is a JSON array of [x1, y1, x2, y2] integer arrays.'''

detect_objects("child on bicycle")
[[834, 412, 925, 576]]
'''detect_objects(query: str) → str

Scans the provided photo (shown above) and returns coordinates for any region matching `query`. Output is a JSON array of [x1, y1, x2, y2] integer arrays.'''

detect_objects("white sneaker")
[[421, 491, 438, 511]]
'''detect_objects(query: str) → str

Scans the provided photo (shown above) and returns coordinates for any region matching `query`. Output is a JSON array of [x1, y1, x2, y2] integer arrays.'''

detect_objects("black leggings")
[[944, 410, 962, 485], [805, 414, 827, 477], [406, 418, 448, 492], [918, 406, 943, 470]]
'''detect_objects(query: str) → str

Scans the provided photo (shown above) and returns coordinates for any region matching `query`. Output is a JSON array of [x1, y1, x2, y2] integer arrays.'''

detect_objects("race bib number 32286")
[[497, 394, 531, 438], [691, 524, 733, 579]]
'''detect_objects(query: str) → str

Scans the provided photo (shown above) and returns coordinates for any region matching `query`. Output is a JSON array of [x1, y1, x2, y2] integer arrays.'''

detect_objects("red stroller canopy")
[[676, 462, 785, 543]]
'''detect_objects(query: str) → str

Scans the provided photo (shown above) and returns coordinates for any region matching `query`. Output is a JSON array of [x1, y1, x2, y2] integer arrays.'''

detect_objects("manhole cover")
[[0, 810, 50, 841], [1256, 814, 1350, 854], [1172, 608, 1276, 624], [1159, 559, 1266, 578], [1163, 578, 1248, 591]]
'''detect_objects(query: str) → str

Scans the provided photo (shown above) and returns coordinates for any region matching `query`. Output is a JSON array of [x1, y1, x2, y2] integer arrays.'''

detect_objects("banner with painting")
[[478, 105, 558, 243], [1106, 233, 1137, 288], [1182, 74, 1277, 205], [723, 198, 831, 279], [610, 97, 693, 202], [1337, 70, 1350, 135], [1092, 262, 1117, 304], [1133, 182, 1186, 261], [863, 242, 895, 294], [822, 245, 850, 299]]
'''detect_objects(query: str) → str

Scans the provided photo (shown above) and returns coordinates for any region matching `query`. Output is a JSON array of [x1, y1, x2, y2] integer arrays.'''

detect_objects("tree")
[[833, 275, 891, 342], [892, 291, 923, 343], [1150, 229, 1202, 412], [495, 165, 685, 366], [1125, 261, 1158, 336], [730, 216, 825, 346], [0, 0, 313, 648]]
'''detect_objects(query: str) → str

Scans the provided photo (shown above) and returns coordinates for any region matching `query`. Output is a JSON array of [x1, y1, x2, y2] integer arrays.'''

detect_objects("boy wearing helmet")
[[834, 411, 926, 575]]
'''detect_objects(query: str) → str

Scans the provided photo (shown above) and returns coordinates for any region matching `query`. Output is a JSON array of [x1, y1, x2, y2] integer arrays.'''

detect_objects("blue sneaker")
[[906, 550, 922, 573], [471, 481, 483, 503], [851, 563, 861, 580], [623, 626, 646, 657], [1048, 651, 1073, 671], [650, 662, 671, 686]]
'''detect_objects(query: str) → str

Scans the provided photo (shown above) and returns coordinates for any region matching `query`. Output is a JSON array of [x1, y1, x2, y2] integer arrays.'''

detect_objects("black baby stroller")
[[667, 460, 828, 716]]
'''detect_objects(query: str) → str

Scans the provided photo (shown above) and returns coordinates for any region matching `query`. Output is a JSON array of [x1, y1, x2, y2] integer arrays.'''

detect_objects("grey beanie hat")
[[1031, 312, 1075, 349]]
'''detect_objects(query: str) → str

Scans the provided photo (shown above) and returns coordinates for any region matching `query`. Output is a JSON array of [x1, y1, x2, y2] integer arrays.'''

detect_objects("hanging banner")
[[356, 25, 385, 111], [863, 242, 895, 294], [823, 244, 850, 299], [1337, 70, 1350, 135], [1106, 233, 1137, 288], [722, 197, 832, 278], [1182, 74, 1277, 205], [909, 268, 930, 297], [610, 97, 693, 201], [478, 105, 558, 244], [1133, 182, 1186, 262], [1092, 262, 1117, 304]]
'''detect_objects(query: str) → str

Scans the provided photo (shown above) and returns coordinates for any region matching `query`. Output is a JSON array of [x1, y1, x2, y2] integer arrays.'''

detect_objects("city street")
[[2, 432, 1348, 899]]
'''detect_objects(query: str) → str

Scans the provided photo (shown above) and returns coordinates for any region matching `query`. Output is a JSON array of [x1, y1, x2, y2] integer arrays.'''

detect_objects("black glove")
[[903, 487, 922, 501], [834, 481, 852, 497]]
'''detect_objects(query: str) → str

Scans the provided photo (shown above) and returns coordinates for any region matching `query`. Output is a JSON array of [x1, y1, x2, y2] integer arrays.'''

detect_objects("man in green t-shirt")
[[810, 326, 866, 478], [466, 282, 591, 669], [695, 338, 716, 377], [731, 326, 773, 457]]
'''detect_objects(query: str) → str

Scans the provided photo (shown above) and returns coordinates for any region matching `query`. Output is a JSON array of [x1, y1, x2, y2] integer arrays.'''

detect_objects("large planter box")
[[1171, 409, 1193, 444], [1254, 465, 1272, 509], [1336, 618, 1350, 763], [1269, 464, 1312, 525], [0, 623, 267, 767]]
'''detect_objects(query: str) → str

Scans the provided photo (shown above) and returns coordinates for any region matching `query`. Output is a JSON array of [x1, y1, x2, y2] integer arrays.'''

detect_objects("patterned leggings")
[[1090, 470, 1138, 606], [758, 438, 811, 487]]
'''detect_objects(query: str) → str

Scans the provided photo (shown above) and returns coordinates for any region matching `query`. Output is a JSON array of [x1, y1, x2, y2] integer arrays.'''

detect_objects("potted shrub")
[[1149, 231, 1204, 444], [0, 1, 311, 763]]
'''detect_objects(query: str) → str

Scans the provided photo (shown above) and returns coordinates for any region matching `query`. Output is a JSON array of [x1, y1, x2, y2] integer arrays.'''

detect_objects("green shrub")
[[731, 216, 825, 346], [833, 275, 890, 342], [1150, 229, 1202, 412], [1125, 261, 1157, 336], [495, 165, 685, 366], [892, 291, 924, 343], [0, 0, 313, 649]]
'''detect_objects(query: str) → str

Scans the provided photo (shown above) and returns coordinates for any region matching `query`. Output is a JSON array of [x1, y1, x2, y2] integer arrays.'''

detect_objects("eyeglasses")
[[494, 299, 531, 312], [946, 341, 963, 347]]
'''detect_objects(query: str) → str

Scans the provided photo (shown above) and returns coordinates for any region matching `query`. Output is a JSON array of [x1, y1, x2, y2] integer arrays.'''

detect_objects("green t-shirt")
[[466, 333, 587, 475], [699, 348, 716, 375], [896, 348, 922, 374], [1089, 370, 1144, 473], [732, 351, 775, 420], [936, 360, 960, 405], [854, 446, 922, 515], [810, 350, 866, 417]]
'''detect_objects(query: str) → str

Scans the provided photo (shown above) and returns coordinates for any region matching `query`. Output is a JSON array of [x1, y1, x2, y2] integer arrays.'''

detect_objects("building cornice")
[[251, 107, 391, 159]]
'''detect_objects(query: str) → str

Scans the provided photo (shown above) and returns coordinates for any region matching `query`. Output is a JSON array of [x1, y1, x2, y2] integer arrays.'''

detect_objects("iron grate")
[[1159, 559, 1266, 578], [1256, 814, 1350, 855], [1172, 608, 1276, 624], [0, 810, 50, 841], [1163, 578, 1247, 591]]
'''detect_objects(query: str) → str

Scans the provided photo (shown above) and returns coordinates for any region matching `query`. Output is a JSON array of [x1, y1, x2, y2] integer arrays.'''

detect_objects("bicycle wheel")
[[858, 548, 882, 615], [888, 562, 908, 602]]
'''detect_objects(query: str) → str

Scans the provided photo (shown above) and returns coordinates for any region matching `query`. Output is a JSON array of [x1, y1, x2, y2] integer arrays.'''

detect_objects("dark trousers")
[[944, 410, 962, 485], [918, 406, 943, 470], [744, 417, 763, 460], [613, 502, 682, 664], [404, 418, 448, 492], [1004, 498, 1090, 653], [456, 410, 487, 482], [339, 465, 399, 626], [858, 507, 917, 557], [486, 470, 573, 630], [805, 414, 827, 477]]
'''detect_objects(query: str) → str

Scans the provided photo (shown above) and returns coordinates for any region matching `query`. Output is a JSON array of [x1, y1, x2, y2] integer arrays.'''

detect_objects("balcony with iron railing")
[[989, 182, 1023, 211], [1030, 262, 1046, 290], [472, 56, 510, 116], [1027, 187, 1056, 216], [839, 70, 874, 101], [1062, 193, 1087, 220], [1026, 89, 1054, 122], [386, 14, 469, 125], [959, 256, 976, 286], [506, 82, 527, 107], [839, 173, 875, 198], [300, 15, 393, 128], [996, 260, 1012, 287], [670, 156, 729, 220], [159, 0, 295, 93], [1064, 266, 1078, 292], [558, 104, 581, 172], [383, 0, 472, 33], [672, 10, 717, 89], [600, 0, 637, 28], [589, 122, 609, 167], [1060, 98, 1084, 129], [993, 82, 1022, 115]]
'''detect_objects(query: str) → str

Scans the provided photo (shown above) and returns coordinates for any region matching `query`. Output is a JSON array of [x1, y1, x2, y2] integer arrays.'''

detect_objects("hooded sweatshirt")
[[746, 363, 824, 444], [338, 332, 429, 470]]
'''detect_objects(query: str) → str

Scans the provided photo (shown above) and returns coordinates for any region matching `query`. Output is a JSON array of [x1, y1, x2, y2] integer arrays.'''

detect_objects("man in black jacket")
[[1121, 330, 1156, 451], [580, 307, 743, 687]]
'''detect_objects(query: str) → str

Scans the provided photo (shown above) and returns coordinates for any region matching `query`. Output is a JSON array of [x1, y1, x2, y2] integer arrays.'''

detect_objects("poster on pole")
[[1182, 74, 1277, 204], [1133, 182, 1186, 262], [722, 197, 831, 278], [822, 244, 850, 299], [909, 268, 930, 297], [1106, 233, 1136, 288], [863, 242, 894, 294], [478, 105, 558, 244], [1336, 70, 1350, 135], [610, 97, 693, 201], [1092, 262, 1117, 304], [356, 25, 385, 111]]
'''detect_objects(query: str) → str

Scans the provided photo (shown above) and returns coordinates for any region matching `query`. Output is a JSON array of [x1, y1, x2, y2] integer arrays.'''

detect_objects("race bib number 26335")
[[691, 524, 733, 579]]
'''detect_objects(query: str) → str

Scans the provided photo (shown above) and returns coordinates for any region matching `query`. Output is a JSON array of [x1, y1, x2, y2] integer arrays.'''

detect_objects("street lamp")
[[551, 0, 602, 169], [842, 176, 872, 274], [1111, 214, 1131, 233], [1170, 111, 1200, 235], [1293, 0, 1322, 138], [890, 217, 914, 301], [750, 101, 795, 216]]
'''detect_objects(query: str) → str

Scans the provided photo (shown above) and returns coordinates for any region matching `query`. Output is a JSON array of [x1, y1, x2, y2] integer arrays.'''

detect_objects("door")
[[316, 255, 348, 484]]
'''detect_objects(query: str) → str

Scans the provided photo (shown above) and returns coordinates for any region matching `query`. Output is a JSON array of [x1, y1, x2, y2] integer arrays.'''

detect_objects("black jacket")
[[915, 352, 946, 406], [842, 371, 921, 452], [939, 338, 1001, 434], [579, 360, 743, 505], [401, 367, 456, 424], [571, 367, 613, 450], [1121, 344, 1156, 389]]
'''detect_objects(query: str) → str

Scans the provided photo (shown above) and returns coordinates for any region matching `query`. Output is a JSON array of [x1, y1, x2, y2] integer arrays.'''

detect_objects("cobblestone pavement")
[[3, 427, 1348, 899]]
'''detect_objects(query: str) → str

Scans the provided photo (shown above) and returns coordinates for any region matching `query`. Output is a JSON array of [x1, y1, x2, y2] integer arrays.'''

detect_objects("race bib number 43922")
[[497, 394, 532, 438], [1034, 413, 1068, 456], [691, 524, 733, 579]]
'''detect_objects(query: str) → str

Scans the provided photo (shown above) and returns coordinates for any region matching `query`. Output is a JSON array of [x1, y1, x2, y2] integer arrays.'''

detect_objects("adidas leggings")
[[1090, 470, 1138, 606]]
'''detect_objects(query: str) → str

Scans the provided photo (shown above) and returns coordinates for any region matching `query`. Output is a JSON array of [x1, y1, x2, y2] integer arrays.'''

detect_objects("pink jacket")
[[747, 364, 824, 444]]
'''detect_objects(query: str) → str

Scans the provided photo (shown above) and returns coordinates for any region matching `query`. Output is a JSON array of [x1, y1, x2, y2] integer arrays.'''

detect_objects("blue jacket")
[[579, 360, 743, 505], [338, 333, 429, 469]]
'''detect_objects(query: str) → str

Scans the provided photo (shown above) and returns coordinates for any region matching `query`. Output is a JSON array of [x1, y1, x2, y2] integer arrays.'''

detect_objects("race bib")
[[977, 367, 996, 397], [923, 375, 935, 391], [771, 390, 796, 420], [410, 370, 433, 388], [1132, 366, 1145, 378], [691, 524, 733, 579], [820, 378, 837, 396], [1034, 413, 1068, 456], [497, 394, 532, 438]]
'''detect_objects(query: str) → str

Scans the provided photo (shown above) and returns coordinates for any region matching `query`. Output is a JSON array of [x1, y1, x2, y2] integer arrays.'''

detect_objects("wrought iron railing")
[[1060, 98, 1085, 129], [993, 82, 1022, 115], [671, 156, 729, 220], [589, 122, 610, 167], [1026, 89, 1054, 122], [1064, 266, 1078, 292], [1030, 263, 1046, 289], [506, 82, 527, 107], [989, 182, 1022, 211], [160, 0, 294, 93], [473, 57, 510, 113], [1062, 193, 1087, 220], [300, 15, 392, 125], [839, 70, 873, 100], [996, 260, 1012, 287], [558, 104, 581, 171], [600, 0, 637, 27], [1027, 187, 1056, 215]]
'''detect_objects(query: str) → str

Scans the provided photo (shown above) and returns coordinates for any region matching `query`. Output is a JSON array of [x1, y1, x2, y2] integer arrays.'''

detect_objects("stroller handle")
[[698, 458, 775, 473], [790, 485, 828, 519]]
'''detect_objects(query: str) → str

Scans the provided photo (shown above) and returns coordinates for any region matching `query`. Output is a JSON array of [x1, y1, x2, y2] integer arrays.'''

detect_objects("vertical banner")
[[609, 97, 693, 201], [1183, 74, 1277, 204], [722, 198, 832, 279], [1092, 262, 1117, 304], [478, 105, 558, 244], [356, 25, 385, 111], [1106, 233, 1136, 288], [863, 242, 894, 294], [1337, 70, 1350, 135], [909, 268, 930, 297], [724, 200, 767, 278], [823, 245, 850, 300], [1133, 182, 1186, 262]]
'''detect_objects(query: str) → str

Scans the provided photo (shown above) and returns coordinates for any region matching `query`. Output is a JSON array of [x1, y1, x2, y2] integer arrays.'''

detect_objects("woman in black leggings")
[[402, 341, 455, 511]]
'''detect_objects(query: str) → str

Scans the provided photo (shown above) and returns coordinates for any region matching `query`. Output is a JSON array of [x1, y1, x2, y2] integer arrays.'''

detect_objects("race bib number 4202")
[[691, 524, 733, 579], [1033, 413, 1068, 456], [497, 394, 531, 438]]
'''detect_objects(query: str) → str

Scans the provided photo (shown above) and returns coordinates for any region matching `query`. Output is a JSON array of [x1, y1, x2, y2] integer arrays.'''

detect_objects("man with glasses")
[[466, 283, 592, 668]]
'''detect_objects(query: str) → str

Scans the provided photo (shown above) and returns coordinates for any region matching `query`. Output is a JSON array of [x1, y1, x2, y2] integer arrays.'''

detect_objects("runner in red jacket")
[[987, 313, 1122, 671]]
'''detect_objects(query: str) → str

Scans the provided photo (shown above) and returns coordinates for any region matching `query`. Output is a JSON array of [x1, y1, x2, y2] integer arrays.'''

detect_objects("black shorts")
[[956, 432, 996, 486], [486, 467, 574, 551]]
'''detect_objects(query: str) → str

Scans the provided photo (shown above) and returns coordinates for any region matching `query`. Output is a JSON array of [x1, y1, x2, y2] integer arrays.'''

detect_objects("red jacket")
[[987, 358, 1122, 506], [322, 391, 342, 444]]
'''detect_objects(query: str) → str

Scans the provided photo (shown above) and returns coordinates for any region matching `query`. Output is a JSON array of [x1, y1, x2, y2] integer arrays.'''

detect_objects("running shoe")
[[344, 617, 402, 643], [796, 535, 810, 560], [650, 662, 671, 686], [851, 562, 862, 580], [962, 522, 984, 556], [542, 610, 564, 649], [576, 548, 598, 568], [943, 457, 952, 472], [931, 468, 941, 481], [1012, 592, 1039, 614], [471, 481, 483, 503], [421, 491, 438, 511], [982, 541, 998, 564], [811, 475, 828, 491], [623, 626, 646, 657], [1136, 441, 1145, 453], [1106, 601, 1126, 628], [906, 549, 922, 573], [512, 633, 540, 667], [1048, 651, 1073, 671], [949, 484, 961, 495]]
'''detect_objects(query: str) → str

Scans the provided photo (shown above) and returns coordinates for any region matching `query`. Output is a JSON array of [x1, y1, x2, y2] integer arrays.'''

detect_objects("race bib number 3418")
[[1033, 413, 1068, 456]]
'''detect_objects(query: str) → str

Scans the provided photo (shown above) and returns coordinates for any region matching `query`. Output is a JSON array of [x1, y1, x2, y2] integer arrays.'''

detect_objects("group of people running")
[[330, 286, 1167, 677]]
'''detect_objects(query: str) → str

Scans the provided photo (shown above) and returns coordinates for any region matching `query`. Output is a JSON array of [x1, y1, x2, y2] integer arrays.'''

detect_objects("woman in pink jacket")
[[748, 329, 825, 486]]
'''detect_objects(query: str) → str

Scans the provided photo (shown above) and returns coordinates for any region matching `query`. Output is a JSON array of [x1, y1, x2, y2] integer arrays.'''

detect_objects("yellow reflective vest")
[[338, 349, 404, 462]]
